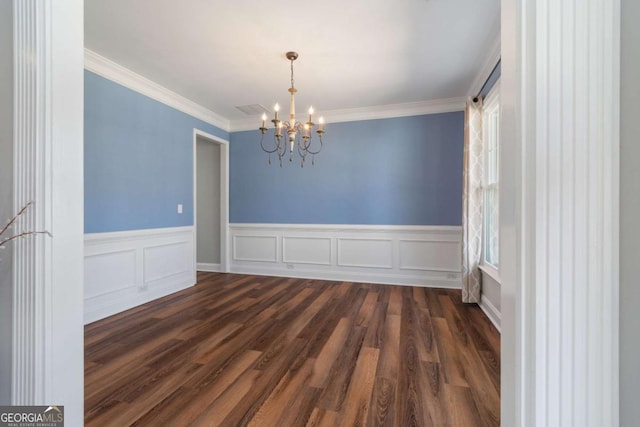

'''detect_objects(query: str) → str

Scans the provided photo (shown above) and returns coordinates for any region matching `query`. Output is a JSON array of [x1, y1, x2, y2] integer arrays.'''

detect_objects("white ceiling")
[[84, 0, 500, 122]]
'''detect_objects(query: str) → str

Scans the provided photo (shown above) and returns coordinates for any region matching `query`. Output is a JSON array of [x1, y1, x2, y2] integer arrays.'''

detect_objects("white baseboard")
[[84, 226, 195, 324], [479, 295, 501, 332], [197, 262, 222, 272], [229, 223, 462, 288]]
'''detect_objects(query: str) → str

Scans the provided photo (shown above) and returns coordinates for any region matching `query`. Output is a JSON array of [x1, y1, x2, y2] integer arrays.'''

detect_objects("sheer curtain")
[[461, 98, 483, 303]]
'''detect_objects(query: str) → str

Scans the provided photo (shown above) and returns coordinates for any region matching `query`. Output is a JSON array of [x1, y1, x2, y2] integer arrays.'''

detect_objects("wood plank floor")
[[85, 273, 500, 426]]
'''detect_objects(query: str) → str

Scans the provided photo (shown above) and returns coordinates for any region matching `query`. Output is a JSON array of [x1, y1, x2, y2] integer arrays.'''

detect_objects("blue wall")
[[84, 71, 228, 233], [230, 113, 464, 225], [85, 71, 464, 231]]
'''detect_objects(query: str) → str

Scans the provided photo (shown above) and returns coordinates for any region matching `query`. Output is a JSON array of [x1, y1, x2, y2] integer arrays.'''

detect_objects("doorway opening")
[[193, 129, 229, 272]]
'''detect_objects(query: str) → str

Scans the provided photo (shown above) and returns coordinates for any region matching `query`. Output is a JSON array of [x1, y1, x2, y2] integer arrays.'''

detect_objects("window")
[[482, 84, 500, 268]]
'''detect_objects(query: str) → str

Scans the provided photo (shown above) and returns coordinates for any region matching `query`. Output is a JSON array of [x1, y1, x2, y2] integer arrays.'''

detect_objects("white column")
[[12, 0, 50, 404], [12, 0, 84, 424], [502, 0, 620, 425]]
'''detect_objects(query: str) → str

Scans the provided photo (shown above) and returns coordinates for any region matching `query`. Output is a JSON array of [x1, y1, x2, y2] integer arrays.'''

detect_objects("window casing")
[[482, 84, 500, 268]]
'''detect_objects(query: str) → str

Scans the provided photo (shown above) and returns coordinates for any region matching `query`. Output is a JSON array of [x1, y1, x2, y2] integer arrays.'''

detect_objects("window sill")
[[479, 264, 501, 285]]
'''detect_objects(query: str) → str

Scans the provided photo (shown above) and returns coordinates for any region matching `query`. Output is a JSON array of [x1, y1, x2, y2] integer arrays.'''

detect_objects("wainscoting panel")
[[232, 235, 278, 263], [283, 237, 332, 266], [84, 226, 196, 324], [230, 224, 462, 288], [143, 241, 192, 285], [337, 238, 394, 269], [84, 249, 137, 299], [398, 239, 461, 272]]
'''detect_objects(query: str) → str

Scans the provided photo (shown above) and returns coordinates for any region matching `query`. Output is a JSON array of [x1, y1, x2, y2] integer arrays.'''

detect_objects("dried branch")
[[0, 202, 52, 250], [0, 231, 53, 248], [0, 201, 32, 237]]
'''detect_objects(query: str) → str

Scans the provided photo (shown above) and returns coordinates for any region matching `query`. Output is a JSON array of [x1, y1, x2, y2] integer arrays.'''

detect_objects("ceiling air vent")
[[235, 104, 269, 116]]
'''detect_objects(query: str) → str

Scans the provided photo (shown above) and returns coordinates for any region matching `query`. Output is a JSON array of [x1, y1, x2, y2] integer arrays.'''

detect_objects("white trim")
[[84, 225, 194, 241], [13, 0, 50, 403], [229, 223, 462, 288], [282, 236, 332, 266], [12, 0, 84, 422], [230, 265, 461, 289], [501, 0, 620, 424], [229, 97, 466, 132], [193, 129, 230, 273], [229, 223, 461, 233], [84, 226, 196, 323], [468, 34, 501, 97], [85, 49, 465, 133], [196, 263, 222, 272], [532, 0, 619, 424], [479, 295, 501, 332], [336, 238, 394, 269], [479, 264, 501, 284], [232, 235, 278, 263], [85, 49, 230, 132], [501, 0, 535, 424]]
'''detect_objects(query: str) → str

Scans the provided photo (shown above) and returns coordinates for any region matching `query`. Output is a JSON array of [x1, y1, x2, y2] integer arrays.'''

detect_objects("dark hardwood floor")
[[85, 273, 500, 426]]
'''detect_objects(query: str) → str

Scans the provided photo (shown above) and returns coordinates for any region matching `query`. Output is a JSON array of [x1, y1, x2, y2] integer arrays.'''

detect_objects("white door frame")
[[193, 129, 230, 273]]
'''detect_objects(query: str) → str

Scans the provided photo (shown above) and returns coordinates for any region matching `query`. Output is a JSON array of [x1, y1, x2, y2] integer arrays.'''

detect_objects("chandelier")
[[259, 52, 326, 167]]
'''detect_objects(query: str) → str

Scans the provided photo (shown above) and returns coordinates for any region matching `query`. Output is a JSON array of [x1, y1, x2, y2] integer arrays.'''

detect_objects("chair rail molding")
[[229, 223, 463, 288]]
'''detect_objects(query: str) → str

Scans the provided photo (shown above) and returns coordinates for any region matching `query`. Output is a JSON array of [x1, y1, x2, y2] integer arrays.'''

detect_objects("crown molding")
[[84, 49, 231, 132], [228, 97, 466, 132], [468, 34, 501, 97], [85, 49, 466, 134]]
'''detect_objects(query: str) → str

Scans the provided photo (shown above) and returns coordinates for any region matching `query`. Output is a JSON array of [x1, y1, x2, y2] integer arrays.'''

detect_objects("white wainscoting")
[[480, 268, 502, 332], [229, 224, 462, 288], [84, 226, 196, 324]]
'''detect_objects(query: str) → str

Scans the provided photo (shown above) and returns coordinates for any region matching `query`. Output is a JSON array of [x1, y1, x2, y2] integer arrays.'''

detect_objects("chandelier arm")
[[297, 138, 309, 159], [277, 135, 287, 159], [298, 132, 311, 151], [276, 141, 285, 167], [304, 134, 323, 155], [278, 136, 287, 161], [259, 132, 280, 154]]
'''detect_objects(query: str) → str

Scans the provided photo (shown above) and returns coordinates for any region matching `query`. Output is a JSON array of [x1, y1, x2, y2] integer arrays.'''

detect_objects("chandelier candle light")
[[259, 51, 326, 167]]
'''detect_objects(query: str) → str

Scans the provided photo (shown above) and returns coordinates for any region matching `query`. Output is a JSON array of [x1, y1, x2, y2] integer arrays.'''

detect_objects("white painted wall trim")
[[193, 129, 230, 273], [532, 0, 619, 425], [85, 49, 465, 133], [12, 0, 51, 404], [479, 295, 501, 332], [197, 263, 222, 272], [12, 0, 85, 423], [85, 49, 231, 132], [479, 264, 501, 284], [501, 0, 620, 425], [230, 223, 461, 233], [479, 266, 501, 332], [229, 223, 462, 288], [229, 97, 466, 132], [84, 226, 196, 324]]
